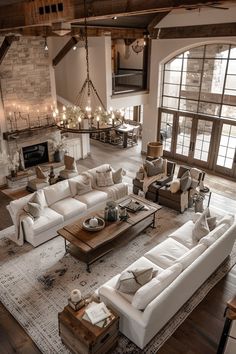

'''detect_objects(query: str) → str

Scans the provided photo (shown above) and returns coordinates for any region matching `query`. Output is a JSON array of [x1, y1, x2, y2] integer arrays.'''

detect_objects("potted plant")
[[53, 138, 67, 162]]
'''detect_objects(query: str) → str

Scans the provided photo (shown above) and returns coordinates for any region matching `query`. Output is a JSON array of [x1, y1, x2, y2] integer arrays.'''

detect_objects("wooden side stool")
[[217, 296, 236, 354], [58, 301, 119, 354]]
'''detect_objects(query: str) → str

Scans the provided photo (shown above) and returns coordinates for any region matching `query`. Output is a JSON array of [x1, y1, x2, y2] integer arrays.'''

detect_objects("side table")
[[58, 303, 119, 354]]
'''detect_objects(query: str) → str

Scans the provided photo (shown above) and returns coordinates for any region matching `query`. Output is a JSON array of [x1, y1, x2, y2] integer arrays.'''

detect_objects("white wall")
[[116, 39, 143, 70], [141, 36, 236, 152]]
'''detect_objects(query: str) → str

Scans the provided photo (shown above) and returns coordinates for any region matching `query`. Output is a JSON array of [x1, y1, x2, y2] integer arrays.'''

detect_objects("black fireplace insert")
[[22, 142, 49, 168]]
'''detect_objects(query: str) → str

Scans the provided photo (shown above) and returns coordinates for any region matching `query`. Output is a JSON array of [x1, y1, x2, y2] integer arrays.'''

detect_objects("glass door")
[[175, 114, 194, 163], [191, 118, 214, 167], [159, 109, 175, 158], [215, 122, 236, 177]]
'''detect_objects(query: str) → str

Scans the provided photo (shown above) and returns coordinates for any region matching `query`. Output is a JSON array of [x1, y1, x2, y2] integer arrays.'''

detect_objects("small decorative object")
[[136, 166, 145, 180], [8, 151, 20, 177], [68, 289, 85, 311], [119, 206, 128, 221], [49, 166, 56, 185], [193, 192, 205, 213], [89, 217, 99, 227], [83, 217, 105, 231], [53, 138, 67, 162], [104, 201, 119, 222]]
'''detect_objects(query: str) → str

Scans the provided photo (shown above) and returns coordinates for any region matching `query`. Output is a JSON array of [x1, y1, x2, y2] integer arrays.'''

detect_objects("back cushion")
[[69, 175, 92, 197], [82, 164, 111, 188], [44, 180, 71, 206], [174, 244, 207, 270], [131, 263, 183, 310], [199, 222, 231, 247]]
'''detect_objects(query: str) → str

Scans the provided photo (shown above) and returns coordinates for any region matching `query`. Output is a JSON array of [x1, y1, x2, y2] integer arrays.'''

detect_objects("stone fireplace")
[[7, 127, 61, 170]]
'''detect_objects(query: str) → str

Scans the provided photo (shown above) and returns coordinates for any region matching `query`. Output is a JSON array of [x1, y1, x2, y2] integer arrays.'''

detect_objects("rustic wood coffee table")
[[57, 194, 161, 272]]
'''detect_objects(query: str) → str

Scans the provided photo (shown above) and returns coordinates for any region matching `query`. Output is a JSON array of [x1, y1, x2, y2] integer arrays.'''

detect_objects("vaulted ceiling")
[[0, 0, 235, 39]]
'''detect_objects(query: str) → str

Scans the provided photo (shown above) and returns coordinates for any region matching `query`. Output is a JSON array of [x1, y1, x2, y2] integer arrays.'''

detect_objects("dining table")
[[115, 123, 139, 148]]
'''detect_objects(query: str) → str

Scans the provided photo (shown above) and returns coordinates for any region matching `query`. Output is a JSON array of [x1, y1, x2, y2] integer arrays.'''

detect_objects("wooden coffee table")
[[57, 194, 161, 272]]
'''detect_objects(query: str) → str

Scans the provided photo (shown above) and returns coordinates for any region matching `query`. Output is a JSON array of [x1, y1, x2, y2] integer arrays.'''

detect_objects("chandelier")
[[53, 0, 123, 133]]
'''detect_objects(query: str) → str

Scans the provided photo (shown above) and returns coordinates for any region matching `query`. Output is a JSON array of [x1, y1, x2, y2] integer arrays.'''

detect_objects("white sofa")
[[98, 214, 236, 349], [6, 164, 128, 247]]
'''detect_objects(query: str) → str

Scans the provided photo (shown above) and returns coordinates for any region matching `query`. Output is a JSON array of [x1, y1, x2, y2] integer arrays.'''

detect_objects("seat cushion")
[[144, 238, 189, 269], [27, 179, 49, 191], [169, 220, 197, 249], [75, 190, 108, 208], [50, 197, 87, 221], [60, 170, 78, 179], [32, 207, 64, 235]]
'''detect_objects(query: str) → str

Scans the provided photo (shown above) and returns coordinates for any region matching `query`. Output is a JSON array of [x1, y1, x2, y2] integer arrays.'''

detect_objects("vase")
[[54, 150, 62, 162], [104, 201, 119, 222], [10, 169, 17, 177]]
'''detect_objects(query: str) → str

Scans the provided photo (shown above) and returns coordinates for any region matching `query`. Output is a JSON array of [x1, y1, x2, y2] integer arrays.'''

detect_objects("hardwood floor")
[[1, 139, 236, 354]]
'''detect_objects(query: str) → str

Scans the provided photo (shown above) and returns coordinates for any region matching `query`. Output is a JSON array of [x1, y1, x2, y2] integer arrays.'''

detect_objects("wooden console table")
[[217, 296, 236, 354]]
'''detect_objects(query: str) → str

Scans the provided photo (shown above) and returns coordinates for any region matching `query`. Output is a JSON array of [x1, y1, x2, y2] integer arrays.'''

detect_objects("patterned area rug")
[[0, 207, 235, 354]]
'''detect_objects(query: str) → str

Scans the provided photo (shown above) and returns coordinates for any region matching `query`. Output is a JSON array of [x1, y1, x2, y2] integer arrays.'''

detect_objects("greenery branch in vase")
[[53, 137, 67, 162]]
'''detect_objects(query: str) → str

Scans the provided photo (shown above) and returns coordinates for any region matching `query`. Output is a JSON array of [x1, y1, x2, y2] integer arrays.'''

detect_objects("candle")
[[70, 289, 82, 303], [96, 116, 100, 129]]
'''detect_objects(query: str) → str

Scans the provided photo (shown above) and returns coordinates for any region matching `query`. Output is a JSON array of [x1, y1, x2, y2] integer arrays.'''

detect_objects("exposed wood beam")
[[72, 0, 227, 22], [52, 36, 79, 66], [0, 35, 20, 65], [155, 22, 236, 39], [0, 0, 228, 31], [0, 25, 144, 40], [147, 12, 170, 37]]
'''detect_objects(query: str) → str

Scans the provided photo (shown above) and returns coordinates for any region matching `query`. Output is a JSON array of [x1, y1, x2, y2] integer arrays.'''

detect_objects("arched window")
[[162, 44, 236, 120]]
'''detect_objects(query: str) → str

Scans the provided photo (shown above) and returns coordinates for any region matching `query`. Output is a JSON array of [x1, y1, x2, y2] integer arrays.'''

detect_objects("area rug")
[[0, 207, 235, 354]]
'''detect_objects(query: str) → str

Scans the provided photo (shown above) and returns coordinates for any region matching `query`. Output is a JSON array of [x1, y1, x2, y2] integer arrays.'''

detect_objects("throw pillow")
[[112, 168, 125, 184], [96, 169, 114, 187], [27, 202, 42, 219], [144, 158, 163, 177], [169, 179, 180, 193], [192, 209, 210, 242], [190, 167, 202, 181], [76, 178, 92, 195], [116, 267, 154, 294], [207, 216, 217, 231], [64, 155, 77, 172], [180, 170, 192, 192], [35, 166, 47, 180]]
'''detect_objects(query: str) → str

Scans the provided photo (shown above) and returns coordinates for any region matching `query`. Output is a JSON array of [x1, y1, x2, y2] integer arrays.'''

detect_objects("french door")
[[214, 121, 236, 178], [159, 108, 215, 169]]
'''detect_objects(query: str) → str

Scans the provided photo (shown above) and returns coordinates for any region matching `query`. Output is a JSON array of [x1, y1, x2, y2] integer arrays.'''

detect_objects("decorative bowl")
[[82, 217, 105, 232]]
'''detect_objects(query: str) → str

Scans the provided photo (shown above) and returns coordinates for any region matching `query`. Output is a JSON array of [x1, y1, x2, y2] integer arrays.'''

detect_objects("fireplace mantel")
[[3, 124, 58, 141]]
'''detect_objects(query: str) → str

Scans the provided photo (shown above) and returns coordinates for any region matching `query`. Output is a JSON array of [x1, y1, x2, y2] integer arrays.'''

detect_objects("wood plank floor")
[[1, 139, 236, 354]]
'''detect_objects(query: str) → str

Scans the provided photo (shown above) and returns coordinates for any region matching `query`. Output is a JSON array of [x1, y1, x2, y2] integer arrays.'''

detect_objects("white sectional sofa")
[[6, 164, 128, 247], [98, 214, 236, 349]]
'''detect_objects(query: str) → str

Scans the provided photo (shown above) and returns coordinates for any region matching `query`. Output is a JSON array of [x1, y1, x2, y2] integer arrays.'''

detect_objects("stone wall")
[[0, 36, 54, 132]]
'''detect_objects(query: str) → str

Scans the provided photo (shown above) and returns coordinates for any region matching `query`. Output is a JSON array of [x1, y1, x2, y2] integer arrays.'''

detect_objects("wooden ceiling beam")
[[72, 0, 226, 22], [0, 35, 20, 65], [147, 12, 170, 37], [0, 0, 228, 30], [155, 22, 236, 39], [52, 36, 79, 66]]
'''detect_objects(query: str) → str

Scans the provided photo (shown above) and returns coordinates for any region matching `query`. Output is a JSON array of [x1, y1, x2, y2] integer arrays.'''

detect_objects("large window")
[[162, 44, 236, 120]]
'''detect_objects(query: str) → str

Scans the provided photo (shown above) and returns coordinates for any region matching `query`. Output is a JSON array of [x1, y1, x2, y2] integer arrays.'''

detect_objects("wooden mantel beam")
[[155, 22, 236, 39]]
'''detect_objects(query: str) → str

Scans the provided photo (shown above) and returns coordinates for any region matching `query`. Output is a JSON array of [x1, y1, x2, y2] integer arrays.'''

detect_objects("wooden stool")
[[217, 296, 236, 354]]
